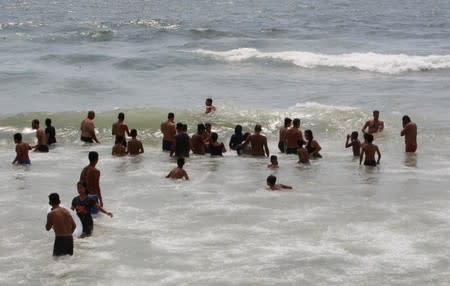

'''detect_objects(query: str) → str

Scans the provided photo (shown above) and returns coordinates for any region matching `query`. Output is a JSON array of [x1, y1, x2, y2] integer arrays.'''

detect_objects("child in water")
[[267, 155, 279, 168], [266, 175, 292, 191], [127, 129, 144, 155], [166, 157, 190, 180], [12, 133, 31, 165], [345, 131, 361, 156]]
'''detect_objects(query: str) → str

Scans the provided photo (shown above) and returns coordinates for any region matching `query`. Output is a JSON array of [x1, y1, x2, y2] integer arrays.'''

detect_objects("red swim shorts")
[[405, 144, 417, 153]]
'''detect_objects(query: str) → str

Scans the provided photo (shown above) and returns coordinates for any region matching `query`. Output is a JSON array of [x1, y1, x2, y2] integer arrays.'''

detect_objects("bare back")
[[286, 128, 302, 148], [46, 207, 75, 236], [161, 120, 176, 141]]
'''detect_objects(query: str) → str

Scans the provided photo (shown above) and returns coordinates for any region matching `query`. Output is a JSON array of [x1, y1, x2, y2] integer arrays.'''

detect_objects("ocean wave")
[[0, 21, 43, 31], [193, 48, 450, 74]]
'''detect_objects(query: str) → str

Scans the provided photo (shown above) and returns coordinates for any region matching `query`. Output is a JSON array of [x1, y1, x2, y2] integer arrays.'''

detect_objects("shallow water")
[[0, 0, 449, 285]]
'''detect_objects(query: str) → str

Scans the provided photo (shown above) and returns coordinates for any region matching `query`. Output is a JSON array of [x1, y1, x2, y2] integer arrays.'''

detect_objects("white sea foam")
[[193, 48, 450, 74]]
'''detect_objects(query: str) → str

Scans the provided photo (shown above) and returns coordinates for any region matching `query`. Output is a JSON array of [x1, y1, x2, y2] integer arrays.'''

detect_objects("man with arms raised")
[[80, 111, 100, 143], [46, 193, 76, 256], [362, 110, 384, 134], [400, 115, 417, 153], [238, 124, 269, 157], [160, 112, 176, 151], [80, 151, 104, 207]]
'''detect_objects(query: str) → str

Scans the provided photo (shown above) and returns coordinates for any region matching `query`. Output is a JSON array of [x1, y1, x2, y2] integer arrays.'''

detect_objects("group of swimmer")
[[11, 98, 418, 256]]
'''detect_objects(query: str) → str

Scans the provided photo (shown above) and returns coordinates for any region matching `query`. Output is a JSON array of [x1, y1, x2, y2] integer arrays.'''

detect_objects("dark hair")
[[293, 118, 300, 127], [373, 110, 380, 114], [14, 133, 22, 141], [363, 133, 370, 141], [206, 98, 213, 103], [176, 122, 183, 130], [210, 132, 218, 142], [402, 115, 411, 122], [270, 155, 277, 162], [255, 124, 262, 132], [297, 139, 305, 147], [197, 124, 206, 132], [45, 118, 51, 126], [284, 117, 292, 127], [182, 124, 188, 132], [118, 112, 125, 120], [305, 129, 313, 140], [48, 193, 60, 205], [32, 119, 39, 125], [77, 181, 88, 195], [367, 134, 374, 143], [130, 129, 137, 137], [267, 175, 276, 186], [234, 125, 242, 134], [205, 122, 211, 128], [177, 157, 185, 168], [168, 112, 174, 119], [88, 151, 99, 162], [351, 131, 358, 138]]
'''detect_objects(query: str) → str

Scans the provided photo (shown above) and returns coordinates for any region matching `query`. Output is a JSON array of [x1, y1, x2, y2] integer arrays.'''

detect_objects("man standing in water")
[[112, 112, 130, 147], [46, 193, 76, 256], [361, 110, 384, 134], [360, 134, 381, 166], [400, 115, 417, 153], [285, 118, 302, 154], [31, 119, 49, 152], [80, 111, 100, 143], [238, 124, 270, 157], [80, 151, 103, 207], [278, 117, 291, 153], [160, 112, 176, 151]]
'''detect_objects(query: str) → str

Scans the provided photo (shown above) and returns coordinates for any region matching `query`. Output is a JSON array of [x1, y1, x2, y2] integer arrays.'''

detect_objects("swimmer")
[[266, 175, 292, 191], [45, 118, 57, 145], [79, 151, 103, 207], [278, 117, 292, 153], [31, 119, 49, 152], [297, 140, 310, 164], [238, 124, 270, 157], [360, 134, 381, 166], [205, 98, 216, 114], [304, 129, 322, 158], [46, 193, 76, 256], [12, 133, 31, 165], [229, 125, 250, 155], [191, 123, 207, 155], [127, 129, 144, 155], [400, 115, 417, 153], [160, 112, 176, 151], [208, 132, 226, 156], [267, 155, 279, 169], [80, 111, 100, 143], [362, 110, 384, 134], [170, 123, 191, 158], [166, 157, 189, 180], [112, 136, 127, 156], [285, 118, 303, 154], [345, 131, 361, 156], [112, 112, 130, 147], [72, 181, 112, 237]]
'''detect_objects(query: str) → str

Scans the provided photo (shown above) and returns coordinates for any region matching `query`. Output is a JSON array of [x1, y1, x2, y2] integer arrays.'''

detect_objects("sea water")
[[0, 1, 449, 285]]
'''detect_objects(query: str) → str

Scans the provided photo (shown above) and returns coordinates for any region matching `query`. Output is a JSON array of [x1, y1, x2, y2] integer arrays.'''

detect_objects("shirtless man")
[[170, 123, 191, 158], [362, 110, 384, 134], [127, 129, 144, 155], [400, 115, 417, 153], [359, 134, 381, 166], [191, 123, 207, 155], [12, 133, 32, 165], [80, 111, 99, 143], [238, 124, 269, 157], [285, 118, 303, 154], [80, 151, 103, 207], [112, 112, 130, 147], [160, 112, 176, 151], [31, 119, 49, 152], [46, 193, 76, 256], [266, 175, 292, 191], [278, 117, 291, 153], [205, 98, 216, 114], [166, 157, 189, 180]]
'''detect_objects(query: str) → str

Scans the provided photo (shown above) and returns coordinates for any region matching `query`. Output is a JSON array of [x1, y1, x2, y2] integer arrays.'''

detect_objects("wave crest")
[[193, 48, 450, 74]]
